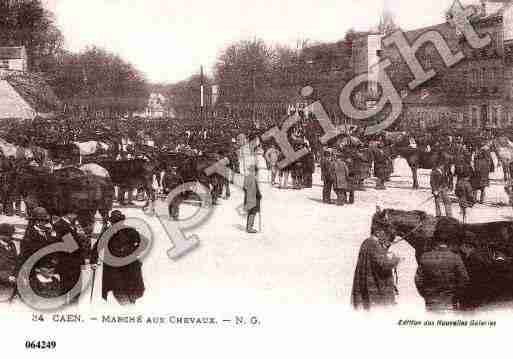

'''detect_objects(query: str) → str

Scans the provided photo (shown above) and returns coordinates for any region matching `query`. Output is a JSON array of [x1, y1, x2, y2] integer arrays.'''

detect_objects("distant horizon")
[[41, 0, 503, 85]]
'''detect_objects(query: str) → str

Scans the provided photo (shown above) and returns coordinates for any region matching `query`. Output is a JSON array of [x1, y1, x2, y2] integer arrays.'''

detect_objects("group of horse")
[[378, 131, 513, 193], [0, 137, 231, 235]]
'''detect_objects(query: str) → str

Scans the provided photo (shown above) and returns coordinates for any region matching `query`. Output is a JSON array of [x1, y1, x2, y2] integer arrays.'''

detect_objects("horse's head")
[[372, 207, 430, 249]]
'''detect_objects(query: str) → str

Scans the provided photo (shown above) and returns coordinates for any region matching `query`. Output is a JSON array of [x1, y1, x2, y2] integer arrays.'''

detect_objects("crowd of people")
[[0, 206, 146, 307], [0, 110, 511, 311]]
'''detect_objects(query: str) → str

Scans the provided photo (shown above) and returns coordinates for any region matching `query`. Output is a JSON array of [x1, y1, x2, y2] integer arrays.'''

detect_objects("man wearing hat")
[[415, 219, 469, 312], [333, 152, 349, 206], [265, 144, 280, 186], [19, 207, 60, 298], [430, 161, 453, 217], [53, 210, 90, 305], [243, 165, 262, 234], [372, 141, 389, 190], [92, 210, 146, 305], [351, 210, 401, 310], [320, 148, 334, 204], [0, 224, 18, 302], [20, 207, 57, 267], [163, 165, 185, 221]]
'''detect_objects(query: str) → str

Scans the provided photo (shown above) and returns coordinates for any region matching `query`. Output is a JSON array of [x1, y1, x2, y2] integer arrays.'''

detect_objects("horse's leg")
[[411, 165, 419, 189], [142, 181, 155, 213]]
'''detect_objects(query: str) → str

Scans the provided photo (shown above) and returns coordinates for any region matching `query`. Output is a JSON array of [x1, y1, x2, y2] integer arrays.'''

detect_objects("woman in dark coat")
[[93, 210, 146, 305]]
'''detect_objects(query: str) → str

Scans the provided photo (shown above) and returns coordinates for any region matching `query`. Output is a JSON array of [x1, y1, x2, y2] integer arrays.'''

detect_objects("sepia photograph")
[[1, 0, 513, 357]]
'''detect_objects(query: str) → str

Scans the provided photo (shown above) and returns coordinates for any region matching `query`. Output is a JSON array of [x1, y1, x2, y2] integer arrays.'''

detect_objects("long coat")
[[332, 159, 349, 190], [320, 156, 334, 183], [53, 218, 89, 299], [20, 225, 59, 271], [372, 148, 389, 179], [93, 226, 146, 301], [351, 236, 400, 310], [415, 245, 469, 310], [19, 225, 61, 299], [243, 174, 262, 214], [473, 151, 493, 189]]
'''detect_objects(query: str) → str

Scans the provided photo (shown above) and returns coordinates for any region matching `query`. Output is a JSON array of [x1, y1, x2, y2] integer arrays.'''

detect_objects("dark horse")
[[17, 165, 114, 233], [391, 145, 454, 190], [93, 158, 157, 211], [372, 208, 513, 310]]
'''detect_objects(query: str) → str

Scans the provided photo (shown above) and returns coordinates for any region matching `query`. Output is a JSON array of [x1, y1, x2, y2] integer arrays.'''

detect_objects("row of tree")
[[0, 0, 148, 106], [161, 35, 354, 116]]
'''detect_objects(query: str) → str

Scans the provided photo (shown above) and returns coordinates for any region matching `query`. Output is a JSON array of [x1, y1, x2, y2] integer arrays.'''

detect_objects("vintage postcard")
[[0, 0, 512, 357]]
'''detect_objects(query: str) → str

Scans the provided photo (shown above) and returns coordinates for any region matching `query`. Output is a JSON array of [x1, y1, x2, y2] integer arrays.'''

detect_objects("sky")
[[40, 0, 493, 84]]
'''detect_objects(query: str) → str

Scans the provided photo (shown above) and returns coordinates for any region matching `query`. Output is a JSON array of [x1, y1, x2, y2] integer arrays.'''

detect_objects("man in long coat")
[[415, 223, 469, 312], [53, 211, 90, 304], [351, 217, 401, 310], [243, 165, 262, 234], [92, 210, 146, 305], [332, 153, 349, 206], [372, 142, 389, 190], [472, 147, 494, 204], [320, 149, 334, 203]]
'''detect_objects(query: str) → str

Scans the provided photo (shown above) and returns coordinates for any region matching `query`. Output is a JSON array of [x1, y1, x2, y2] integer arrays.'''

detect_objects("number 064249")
[[25, 341, 56, 349]]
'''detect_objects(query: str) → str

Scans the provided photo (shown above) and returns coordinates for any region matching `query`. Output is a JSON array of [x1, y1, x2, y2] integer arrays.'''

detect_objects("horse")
[[372, 207, 513, 310], [17, 165, 114, 234], [391, 144, 455, 190], [39, 143, 81, 164], [91, 158, 156, 211]]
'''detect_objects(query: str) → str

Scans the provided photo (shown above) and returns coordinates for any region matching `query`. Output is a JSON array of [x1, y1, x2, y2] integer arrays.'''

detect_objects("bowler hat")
[[109, 210, 126, 224], [30, 207, 50, 221]]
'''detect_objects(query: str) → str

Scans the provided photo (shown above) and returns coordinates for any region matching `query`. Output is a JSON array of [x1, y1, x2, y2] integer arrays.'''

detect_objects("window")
[[492, 107, 499, 127], [472, 69, 479, 87], [482, 68, 486, 88], [497, 30, 504, 52], [472, 107, 479, 127], [424, 51, 432, 69]]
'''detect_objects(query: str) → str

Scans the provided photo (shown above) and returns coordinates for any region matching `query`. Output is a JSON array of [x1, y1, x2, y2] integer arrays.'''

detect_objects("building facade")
[[0, 46, 27, 75], [0, 46, 60, 120]]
